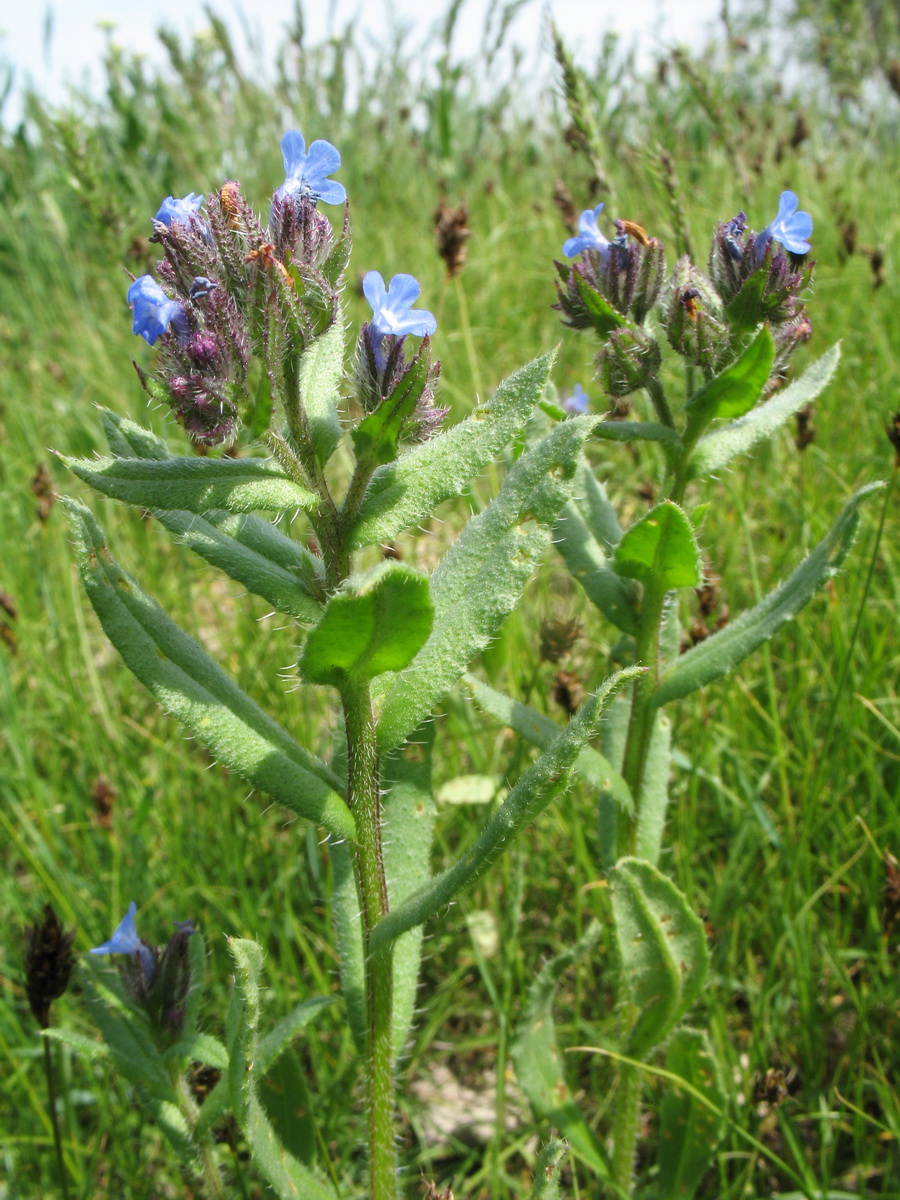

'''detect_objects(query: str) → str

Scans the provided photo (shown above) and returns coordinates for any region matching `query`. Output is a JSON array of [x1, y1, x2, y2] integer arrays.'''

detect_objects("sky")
[[0, 0, 724, 124]]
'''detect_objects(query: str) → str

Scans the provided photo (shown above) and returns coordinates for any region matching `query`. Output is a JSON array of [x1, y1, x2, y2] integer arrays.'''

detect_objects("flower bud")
[[24, 903, 76, 1028], [664, 257, 730, 374], [596, 326, 662, 397]]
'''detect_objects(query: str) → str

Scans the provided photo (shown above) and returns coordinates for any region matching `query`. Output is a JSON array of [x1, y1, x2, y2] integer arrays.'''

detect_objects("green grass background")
[[1, 2, 899, 1196]]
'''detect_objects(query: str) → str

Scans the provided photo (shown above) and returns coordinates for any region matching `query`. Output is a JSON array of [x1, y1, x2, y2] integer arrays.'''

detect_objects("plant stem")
[[42, 1034, 71, 1200], [174, 1075, 228, 1200], [619, 583, 667, 857], [341, 680, 396, 1200], [611, 1059, 642, 1195]]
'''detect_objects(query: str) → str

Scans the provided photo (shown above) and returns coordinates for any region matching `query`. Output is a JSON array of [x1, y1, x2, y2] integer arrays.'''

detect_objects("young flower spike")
[[755, 190, 813, 263], [154, 192, 205, 227], [90, 901, 155, 981], [364, 271, 437, 338], [127, 275, 187, 346], [276, 130, 347, 206], [563, 204, 611, 261]]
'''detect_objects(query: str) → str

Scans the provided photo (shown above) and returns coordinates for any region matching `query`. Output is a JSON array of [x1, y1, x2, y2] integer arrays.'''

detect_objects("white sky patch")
[[0, 0, 723, 126]]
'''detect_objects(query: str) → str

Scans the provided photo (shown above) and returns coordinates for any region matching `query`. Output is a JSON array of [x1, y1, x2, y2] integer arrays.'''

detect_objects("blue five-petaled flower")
[[127, 275, 187, 346], [363, 271, 437, 338], [563, 204, 611, 261], [154, 192, 205, 226], [277, 130, 346, 206], [90, 902, 155, 981], [755, 190, 813, 263], [562, 383, 590, 415]]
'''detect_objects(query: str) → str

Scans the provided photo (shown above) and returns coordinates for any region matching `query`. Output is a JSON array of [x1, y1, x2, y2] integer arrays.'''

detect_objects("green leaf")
[[652, 483, 883, 707], [555, 499, 638, 633], [685, 325, 774, 427], [464, 672, 632, 812], [594, 420, 683, 451], [723, 269, 767, 335], [349, 349, 557, 547], [609, 858, 709, 1058], [259, 1048, 318, 1168], [65, 500, 354, 841], [228, 939, 337, 1200], [529, 1138, 569, 1200], [297, 321, 344, 464], [614, 501, 700, 592], [635, 713, 672, 868], [573, 270, 627, 335], [63, 453, 319, 514], [512, 922, 611, 1179], [690, 342, 840, 477], [330, 835, 366, 1055], [255, 996, 336, 1079], [376, 415, 597, 752], [351, 346, 431, 466], [657, 1029, 726, 1200], [98, 409, 325, 622], [382, 723, 436, 1063], [299, 562, 433, 685], [369, 668, 641, 952]]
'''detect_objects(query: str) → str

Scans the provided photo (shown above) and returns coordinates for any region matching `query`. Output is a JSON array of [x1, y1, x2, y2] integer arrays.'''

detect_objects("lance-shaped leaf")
[[594, 420, 683, 451], [690, 342, 840, 477], [652, 483, 883, 707], [63, 453, 319, 514], [635, 712, 673, 867], [512, 922, 612, 1178], [464, 672, 632, 812], [610, 857, 709, 1058], [657, 1028, 726, 1200], [348, 349, 556, 547], [376, 414, 597, 753], [382, 723, 436, 1063], [685, 324, 774, 430], [299, 562, 433, 686], [297, 321, 344, 464], [614, 500, 700, 592], [555, 499, 638, 633], [228, 939, 337, 1200], [351, 342, 431, 467], [369, 668, 641, 952], [99, 409, 325, 621], [65, 500, 354, 841]]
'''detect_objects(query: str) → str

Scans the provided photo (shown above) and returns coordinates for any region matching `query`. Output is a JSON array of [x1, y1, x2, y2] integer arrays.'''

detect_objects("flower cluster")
[[556, 190, 814, 399], [354, 272, 444, 438], [91, 902, 195, 1039], [127, 130, 350, 444], [125, 130, 441, 454]]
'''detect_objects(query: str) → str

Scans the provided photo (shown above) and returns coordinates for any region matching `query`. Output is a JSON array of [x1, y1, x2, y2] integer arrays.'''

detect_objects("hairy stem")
[[341, 680, 396, 1200]]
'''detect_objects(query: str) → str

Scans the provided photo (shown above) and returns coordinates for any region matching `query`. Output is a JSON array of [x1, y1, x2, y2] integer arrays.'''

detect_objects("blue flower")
[[562, 383, 590, 415], [363, 271, 437, 338], [563, 205, 611, 260], [154, 192, 204, 226], [127, 275, 187, 346], [90, 902, 155, 981], [755, 191, 813, 263], [277, 130, 346, 206]]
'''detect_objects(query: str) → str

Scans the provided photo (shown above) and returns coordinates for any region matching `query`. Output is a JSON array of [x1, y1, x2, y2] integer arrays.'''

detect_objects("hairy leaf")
[[685, 324, 774, 428], [298, 321, 344, 464], [690, 342, 840, 476], [66, 500, 354, 841], [349, 349, 556, 547], [610, 858, 709, 1057], [370, 668, 641, 952], [658, 1028, 726, 1200], [376, 414, 597, 752], [614, 500, 700, 591], [652, 483, 883, 707]]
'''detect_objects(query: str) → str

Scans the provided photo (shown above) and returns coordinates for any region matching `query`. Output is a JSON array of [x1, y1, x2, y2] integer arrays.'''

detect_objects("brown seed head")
[[23, 903, 77, 1028]]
